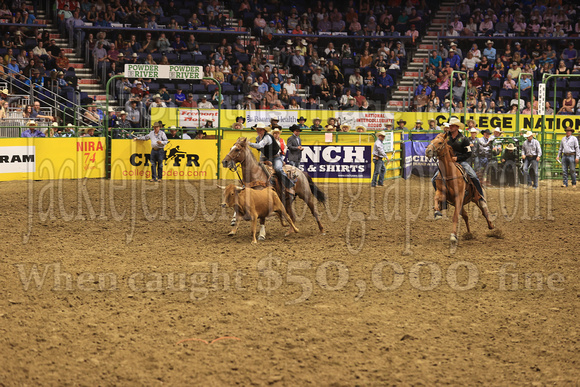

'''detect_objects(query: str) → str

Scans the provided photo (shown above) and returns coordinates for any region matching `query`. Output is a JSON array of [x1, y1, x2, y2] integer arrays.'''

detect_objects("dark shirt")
[[448, 132, 471, 163]]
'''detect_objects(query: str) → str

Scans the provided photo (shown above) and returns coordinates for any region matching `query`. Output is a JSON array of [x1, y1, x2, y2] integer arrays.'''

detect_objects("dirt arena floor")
[[0, 176, 578, 385]]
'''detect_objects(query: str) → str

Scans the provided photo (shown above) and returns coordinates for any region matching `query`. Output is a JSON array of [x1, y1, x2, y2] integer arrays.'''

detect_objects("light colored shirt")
[[21, 129, 45, 137], [373, 138, 387, 158], [522, 138, 542, 158], [198, 101, 213, 109], [137, 130, 168, 150], [558, 135, 580, 158]]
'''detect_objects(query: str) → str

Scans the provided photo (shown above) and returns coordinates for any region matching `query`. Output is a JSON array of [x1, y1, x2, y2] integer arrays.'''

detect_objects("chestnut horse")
[[221, 137, 326, 237], [425, 133, 494, 244]]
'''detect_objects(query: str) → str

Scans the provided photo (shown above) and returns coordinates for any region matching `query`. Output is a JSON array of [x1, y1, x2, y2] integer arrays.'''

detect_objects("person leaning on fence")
[[21, 120, 45, 137], [432, 118, 486, 203], [521, 131, 542, 189], [371, 131, 388, 187], [556, 126, 579, 188], [477, 129, 493, 185], [133, 121, 168, 182], [248, 122, 295, 190], [468, 128, 479, 170]]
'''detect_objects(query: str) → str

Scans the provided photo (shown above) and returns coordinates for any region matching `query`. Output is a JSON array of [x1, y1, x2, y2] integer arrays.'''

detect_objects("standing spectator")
[[286, 126, 303, 167], [556, 126, 579, 188], [521, 131, 542, 189], [134, 121, 168, 182], [371, 131, 387, 187], [376, 67, 393, 90]]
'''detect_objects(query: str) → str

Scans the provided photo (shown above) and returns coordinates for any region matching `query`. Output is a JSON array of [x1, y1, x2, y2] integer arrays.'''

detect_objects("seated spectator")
[[479, 15, 494, 35], [503, 74, 516, 89], [415, 79, 431, 95], [558, 92, 576, 114], [376, 68, 394, 90], [445, 49, 461, 70], [414, 88, 429, 111], [562, 43, 578, 61], [198, 95, 213, 109], [462, 51, 480, 71], [507, 62, 521, 80], [181, 93, 197, 108], [430, 50, 442, 69], [482, 40, 496, 61], [283, 77, 297, 96], [21, 121, 45, 137], [471, 72, 483, 90]]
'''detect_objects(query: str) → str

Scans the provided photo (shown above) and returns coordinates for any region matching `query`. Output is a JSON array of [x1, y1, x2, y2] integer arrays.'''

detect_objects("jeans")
[[432, 161, 484, 197], [288, 160, 300, 168], [561, 155, 577, 186], [150, 148, 165, 181], [272, 156, 294, 188], [523, 157, 538, 188], [371, 159, 385, 186]]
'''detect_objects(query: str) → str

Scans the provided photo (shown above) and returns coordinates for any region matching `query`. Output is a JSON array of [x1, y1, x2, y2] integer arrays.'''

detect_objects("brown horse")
[[221, 137, 326, 238], [425, 133, 494, 244]]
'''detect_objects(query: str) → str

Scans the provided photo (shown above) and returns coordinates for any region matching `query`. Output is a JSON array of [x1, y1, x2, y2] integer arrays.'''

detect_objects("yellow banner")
[[0, 137, 106, 181], [110, 139, 218, 180]]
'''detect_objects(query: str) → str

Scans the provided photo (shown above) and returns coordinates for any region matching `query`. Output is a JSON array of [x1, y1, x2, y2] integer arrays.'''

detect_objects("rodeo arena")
[[2, 0, 580, 384]]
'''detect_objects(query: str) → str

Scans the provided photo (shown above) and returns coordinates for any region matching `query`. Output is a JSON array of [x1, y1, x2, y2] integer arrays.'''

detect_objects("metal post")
[[202, 77, 221, 178], [105, 73, 126, 179]]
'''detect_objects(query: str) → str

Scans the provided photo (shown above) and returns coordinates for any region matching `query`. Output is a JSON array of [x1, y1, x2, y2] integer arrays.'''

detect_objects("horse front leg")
[[250, 216, 258, 244], [231, 211, 237, 226], [433, 189, 445, 220]]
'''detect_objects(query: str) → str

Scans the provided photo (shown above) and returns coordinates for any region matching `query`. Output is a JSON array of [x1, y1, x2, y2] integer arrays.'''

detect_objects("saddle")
[[259, 162, 297, 196]]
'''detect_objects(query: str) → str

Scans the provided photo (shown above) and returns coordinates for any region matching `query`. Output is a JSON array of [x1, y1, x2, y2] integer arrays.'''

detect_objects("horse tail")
[[304, 171, 326, 204]]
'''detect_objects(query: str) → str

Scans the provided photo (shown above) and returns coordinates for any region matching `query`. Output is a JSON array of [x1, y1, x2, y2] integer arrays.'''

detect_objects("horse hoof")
[[228, 231, 235, 236], [258, 235, 266, 241], [434, 211, 443, 220], [450, 234, 457, 243], [230, 220, 237, 226]]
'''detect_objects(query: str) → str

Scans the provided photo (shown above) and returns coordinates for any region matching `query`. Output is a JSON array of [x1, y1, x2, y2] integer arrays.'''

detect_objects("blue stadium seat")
[[499, 89, 515, 99]]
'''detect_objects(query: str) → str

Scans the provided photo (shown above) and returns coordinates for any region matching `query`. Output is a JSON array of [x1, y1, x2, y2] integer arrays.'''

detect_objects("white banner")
[[0, 146, 36, 173], [179, 109, 219, 128], [124, 64, 203, 80], [338, 111, 395, 131], [538, 83, 546, 115], [383, 131, 394, 152], [245, 110, 298, 128]]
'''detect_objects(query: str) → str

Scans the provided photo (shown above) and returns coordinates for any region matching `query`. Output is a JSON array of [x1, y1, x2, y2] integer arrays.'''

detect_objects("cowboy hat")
[[469, 128, 478, 133], [385, 122, 393, 126], [524, 131, 535, 137], [286, 39, 293, 45], [505, 143, 516, 150], [467, 119, 475, 125], [27, 120, 37, 126], [428, 118, 436, 122], [397, 119, 406, 124], [325, 124, 335, 131], [313, 117, 321, 122], [291, 125, 302, 132], [415, 119, 423, 124], [254, 122, 268, 130], [493, 127, 503, 133], [271, 128, 281, 133], [448, 117, 465, 130], [297, 116, 306, 121], [565, 127, 575, 133], [0, 88, 9, 94], [270, 117, 279, 122], [236, 116, 246, 123], [480, 129, 491, 135], [119, 110, 127, 115], [168, 125, 177, 130], [301, 39, 308, 46], [355, 125, 366, 132], [486, 40, 494, 45], [377, 131, 387, 137], [340, 124, 351, 131]]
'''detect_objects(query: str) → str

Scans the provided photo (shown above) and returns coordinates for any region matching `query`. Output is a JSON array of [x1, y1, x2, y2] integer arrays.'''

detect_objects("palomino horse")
[[221, 137, 326, 238], [425, 133, 494, 244]]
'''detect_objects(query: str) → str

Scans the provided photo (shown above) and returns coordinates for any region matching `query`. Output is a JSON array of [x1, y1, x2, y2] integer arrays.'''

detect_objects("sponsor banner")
[[402, 141, 414, 179], [0, 138, 106, 181], [295, 145, 371, 179], [110, 139, 217, 180], [0, 146, 35, 173], [124, 64, 203, 80], [338, 111, 395, 131], [400, 112, 580, 133], [401, 133, 438, 178], [245, 110, 298, 127], [178, 109, 219, 128], [383, 131, 394, 152]]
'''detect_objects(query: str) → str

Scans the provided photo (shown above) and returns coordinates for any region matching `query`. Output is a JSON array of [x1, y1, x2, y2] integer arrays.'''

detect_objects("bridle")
[[225, 142, 247, 187]]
